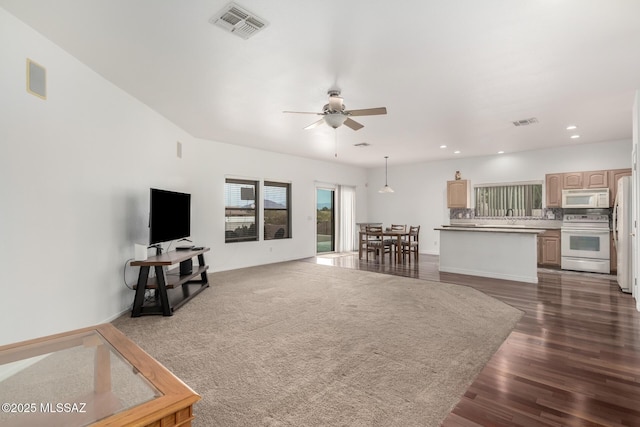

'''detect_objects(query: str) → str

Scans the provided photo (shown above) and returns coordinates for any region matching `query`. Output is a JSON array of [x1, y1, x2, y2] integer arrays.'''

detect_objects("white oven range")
[[561, 213, 610, 274]]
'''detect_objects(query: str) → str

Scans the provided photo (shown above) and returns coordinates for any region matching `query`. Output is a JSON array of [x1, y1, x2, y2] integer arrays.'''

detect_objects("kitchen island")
[[435, 225, 545, 283]]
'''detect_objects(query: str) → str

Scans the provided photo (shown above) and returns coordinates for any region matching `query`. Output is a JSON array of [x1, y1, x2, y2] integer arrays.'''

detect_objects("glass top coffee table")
[[0, 323, 200, 427]]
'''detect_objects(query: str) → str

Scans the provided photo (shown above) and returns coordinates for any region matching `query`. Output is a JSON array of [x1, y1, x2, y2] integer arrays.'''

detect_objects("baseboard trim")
[[103, 307, 131, 324]]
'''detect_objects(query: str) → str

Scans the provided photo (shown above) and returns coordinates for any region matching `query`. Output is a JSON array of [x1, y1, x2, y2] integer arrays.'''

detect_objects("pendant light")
[[379, 156, 394, 193]]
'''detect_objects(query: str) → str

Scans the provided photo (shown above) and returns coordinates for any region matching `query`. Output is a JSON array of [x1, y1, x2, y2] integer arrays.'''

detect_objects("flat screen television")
[[149, 188, 191, 245]]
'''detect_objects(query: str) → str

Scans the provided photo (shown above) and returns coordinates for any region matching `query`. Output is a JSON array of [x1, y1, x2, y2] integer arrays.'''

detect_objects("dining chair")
[[401, 225, 420, 262], [365, 225, 393, 263], [359, 223, 380, 258], [387, 224, 407, 258]]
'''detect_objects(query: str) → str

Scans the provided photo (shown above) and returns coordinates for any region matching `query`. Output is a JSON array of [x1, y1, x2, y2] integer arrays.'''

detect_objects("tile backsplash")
[[449, 208, 563, 220]]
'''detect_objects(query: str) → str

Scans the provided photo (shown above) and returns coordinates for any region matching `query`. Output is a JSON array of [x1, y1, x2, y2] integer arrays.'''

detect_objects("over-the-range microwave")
[[561, 188, 609, 208]]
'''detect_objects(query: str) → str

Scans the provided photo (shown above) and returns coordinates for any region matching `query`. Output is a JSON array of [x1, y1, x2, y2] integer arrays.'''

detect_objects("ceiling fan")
[[283, 89, 387, 131]]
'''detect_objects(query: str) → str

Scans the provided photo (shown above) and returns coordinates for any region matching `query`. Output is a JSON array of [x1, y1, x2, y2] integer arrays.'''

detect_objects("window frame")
[[263, 181, 291, 240], [224, 178, 259, 243]]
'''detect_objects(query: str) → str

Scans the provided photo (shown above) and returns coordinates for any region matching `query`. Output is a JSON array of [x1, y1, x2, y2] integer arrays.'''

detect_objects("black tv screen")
[[149, 188, 191, 245]]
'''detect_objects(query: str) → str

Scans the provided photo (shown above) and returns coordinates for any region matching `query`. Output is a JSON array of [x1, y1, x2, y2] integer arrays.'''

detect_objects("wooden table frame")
[[359, 229, 410, 262], [0, 323, 200, 427]]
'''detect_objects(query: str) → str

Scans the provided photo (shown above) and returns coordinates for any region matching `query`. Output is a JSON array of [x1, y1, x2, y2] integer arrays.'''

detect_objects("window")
[[474, 182, 542, 217], [264, 181, 291, 240], [225, 179, 259, 242]]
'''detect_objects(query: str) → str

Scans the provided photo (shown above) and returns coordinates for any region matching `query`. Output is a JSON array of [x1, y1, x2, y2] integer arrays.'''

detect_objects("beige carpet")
[[113, 261, 523, 427]]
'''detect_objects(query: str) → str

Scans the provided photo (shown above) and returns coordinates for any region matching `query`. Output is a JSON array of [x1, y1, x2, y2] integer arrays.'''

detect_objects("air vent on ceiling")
[[354, 142, 371, 147], [210, 2, 269, 40], [512, 117, 539, 127]]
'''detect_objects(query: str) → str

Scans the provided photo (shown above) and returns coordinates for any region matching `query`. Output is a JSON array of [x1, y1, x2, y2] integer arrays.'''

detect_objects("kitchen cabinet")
[[447, 179, 471, 208], [537, 229, 561, 267], [545, 173, 563, 207], [546, 168, 627, 207], [609, 168, 632, 207], [561, 170, 608, 190], [563, 172, 584, 189], [584, 170, 608, 188]]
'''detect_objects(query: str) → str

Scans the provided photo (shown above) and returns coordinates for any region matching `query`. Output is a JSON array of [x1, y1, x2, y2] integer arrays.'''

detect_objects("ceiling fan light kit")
[[379, 156, 394, 193], [324, 113, 348, 129], [284, 89, 387, 131]]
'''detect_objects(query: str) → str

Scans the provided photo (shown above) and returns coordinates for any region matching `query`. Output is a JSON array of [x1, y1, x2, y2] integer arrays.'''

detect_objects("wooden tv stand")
[[130, 248, 210, 317]]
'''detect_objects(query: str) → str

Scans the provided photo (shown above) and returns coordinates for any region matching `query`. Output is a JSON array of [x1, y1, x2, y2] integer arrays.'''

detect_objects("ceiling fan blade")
[[328, 95, 344, 111], [283, 111, 323, 115], [304, 118, 325, 130], [345, 107, 387, 117], [343, 118, 364, 131]]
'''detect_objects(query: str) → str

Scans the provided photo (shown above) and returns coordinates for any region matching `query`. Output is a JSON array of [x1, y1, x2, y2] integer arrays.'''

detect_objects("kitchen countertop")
[[446, 220, 562, 229], [436, 225, 546, 234]]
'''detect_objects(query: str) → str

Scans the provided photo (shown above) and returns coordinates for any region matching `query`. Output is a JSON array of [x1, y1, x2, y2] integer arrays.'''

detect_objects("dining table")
[[359, 228, 410, 263]]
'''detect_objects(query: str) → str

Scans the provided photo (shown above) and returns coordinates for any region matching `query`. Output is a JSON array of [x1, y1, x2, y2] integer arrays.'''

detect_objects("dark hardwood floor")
[[304, 252, 640, 426]]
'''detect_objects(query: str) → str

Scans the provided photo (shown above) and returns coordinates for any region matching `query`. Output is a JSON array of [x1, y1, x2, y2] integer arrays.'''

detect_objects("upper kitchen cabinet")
[[547, 169, 620, 207], [583, 170, 608, 188], [563, 170, 608, 189], [545, 173, 563, 207], [609, 168, 632, 207], [447, 179, 471, 208], [562, 172, 583, 189]]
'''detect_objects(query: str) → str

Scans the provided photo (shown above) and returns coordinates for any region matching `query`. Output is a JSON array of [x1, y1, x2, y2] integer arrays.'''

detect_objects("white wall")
[[185, 138, 367, 271], [367, 140, 633, 255], [0, 8, 368, 346]]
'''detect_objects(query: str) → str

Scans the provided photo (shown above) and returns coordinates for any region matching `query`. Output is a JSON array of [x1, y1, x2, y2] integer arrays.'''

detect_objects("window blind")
[[225, 179, 258, 242], [475, 183, 542, 217]]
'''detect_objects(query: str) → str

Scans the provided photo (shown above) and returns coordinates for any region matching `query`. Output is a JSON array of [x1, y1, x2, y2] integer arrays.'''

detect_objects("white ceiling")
[[3, 0, 640, 167]]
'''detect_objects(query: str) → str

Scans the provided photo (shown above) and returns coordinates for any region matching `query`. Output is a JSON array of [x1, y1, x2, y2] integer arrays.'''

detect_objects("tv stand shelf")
[[133, 265, 209, 290], [130, 247, 210, 317]]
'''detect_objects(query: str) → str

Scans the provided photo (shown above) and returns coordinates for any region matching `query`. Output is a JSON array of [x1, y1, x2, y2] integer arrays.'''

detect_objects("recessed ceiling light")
[[454, 150, 461, 154], [566, 125, 577, 130], [440, 145, 447, 149], [570, 135, 580, 139], [498, 151, 505, 154]]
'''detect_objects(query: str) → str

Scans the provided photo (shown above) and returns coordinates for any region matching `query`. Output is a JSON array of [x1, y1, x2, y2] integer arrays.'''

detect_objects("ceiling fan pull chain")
[[335, 129, 338, 158]]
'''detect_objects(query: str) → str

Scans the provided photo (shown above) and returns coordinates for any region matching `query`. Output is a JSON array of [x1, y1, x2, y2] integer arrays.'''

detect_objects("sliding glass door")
[[316, 188, 335, 253]]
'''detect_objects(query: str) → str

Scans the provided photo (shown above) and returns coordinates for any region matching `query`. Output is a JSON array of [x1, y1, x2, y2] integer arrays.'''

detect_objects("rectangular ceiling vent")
[[512, 117, 539, 127], [210, 2, 269, 40]]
